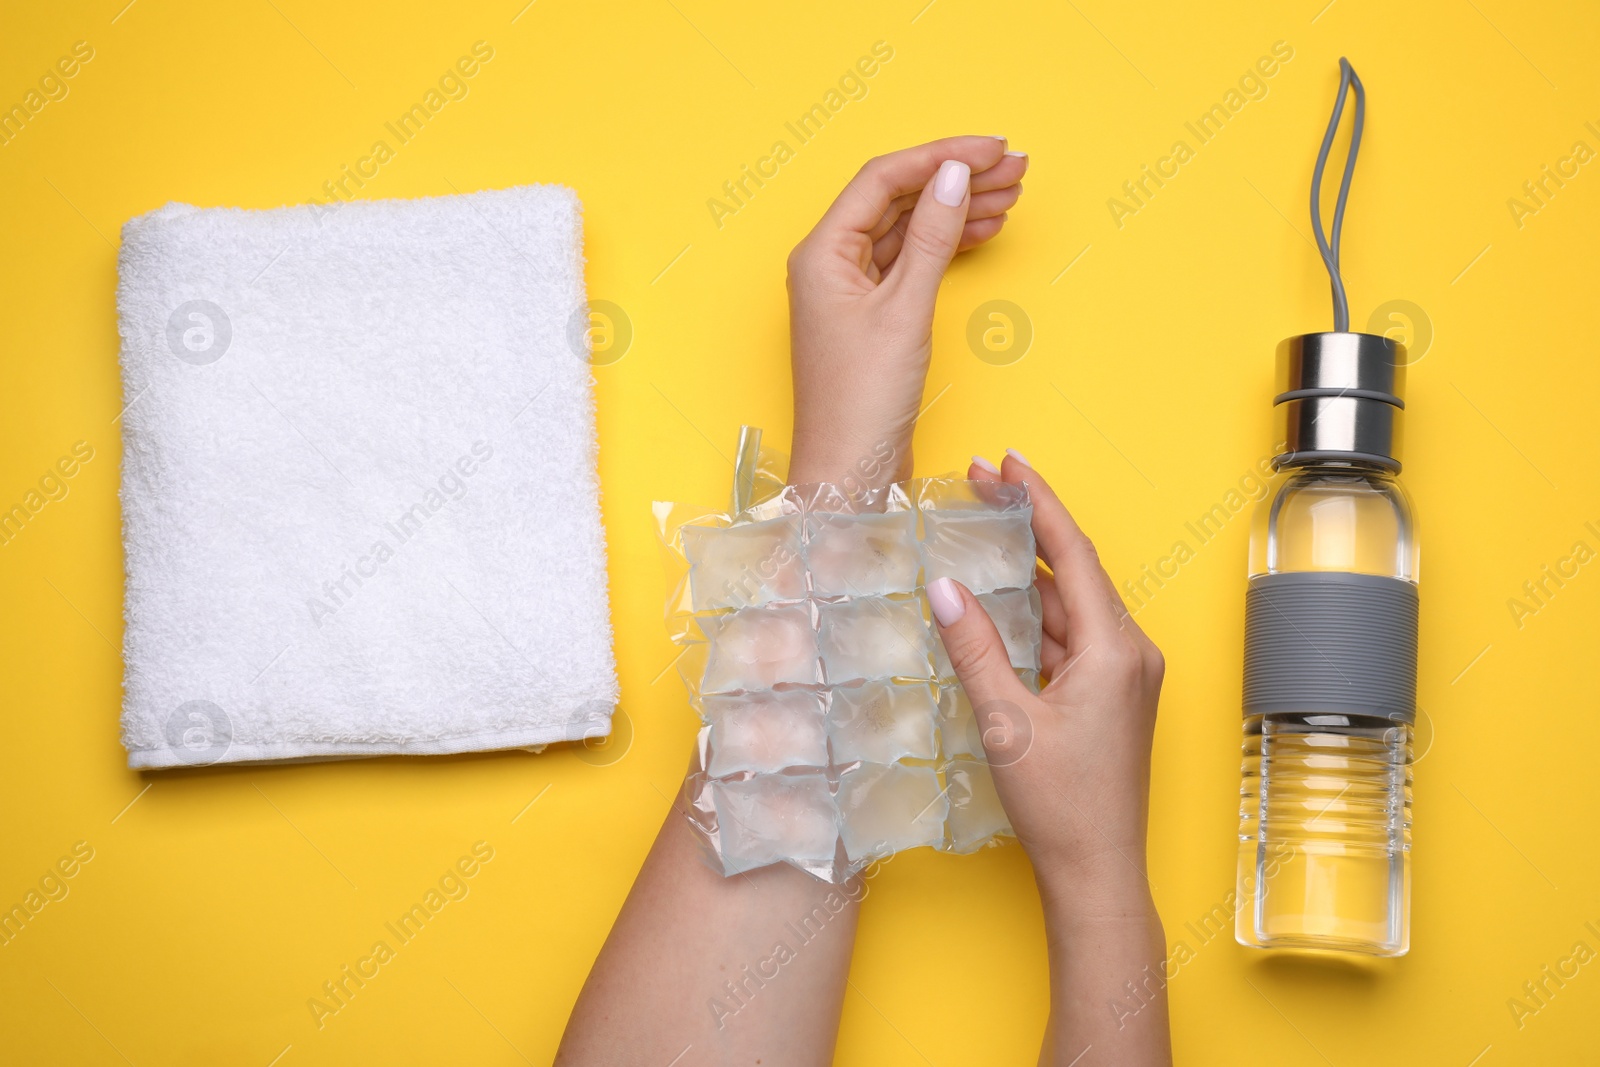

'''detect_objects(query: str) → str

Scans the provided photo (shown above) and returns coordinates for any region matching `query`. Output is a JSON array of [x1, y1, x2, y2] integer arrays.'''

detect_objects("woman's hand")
[[928, 451, 1172, 1066], [930, 451, 1164, 905], [787, 137, 1027, 486]]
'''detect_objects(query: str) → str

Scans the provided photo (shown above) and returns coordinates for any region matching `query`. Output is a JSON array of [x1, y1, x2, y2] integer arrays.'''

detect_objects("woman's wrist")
[[1040, 882, 1164, 965], [788, 426, 911, 488], [1033, 848, 1160, 932]]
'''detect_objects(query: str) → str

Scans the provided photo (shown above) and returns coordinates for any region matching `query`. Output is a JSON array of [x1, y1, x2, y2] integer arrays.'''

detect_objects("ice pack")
[[657, 429, 1042, 882]]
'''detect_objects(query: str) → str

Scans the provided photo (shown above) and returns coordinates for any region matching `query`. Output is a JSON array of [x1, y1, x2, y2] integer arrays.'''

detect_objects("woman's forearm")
[[1036, 868, 1172, 1067], [557, 433, 891, 1065], [556, 790, 862, 1066]]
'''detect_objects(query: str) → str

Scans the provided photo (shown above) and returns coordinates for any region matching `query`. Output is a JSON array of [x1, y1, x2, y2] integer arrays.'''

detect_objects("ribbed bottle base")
[[1235, 713, 1412, 957]]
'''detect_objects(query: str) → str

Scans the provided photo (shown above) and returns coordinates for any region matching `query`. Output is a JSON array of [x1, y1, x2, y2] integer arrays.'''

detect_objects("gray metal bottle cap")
[[1273, 331, 1407, 471]]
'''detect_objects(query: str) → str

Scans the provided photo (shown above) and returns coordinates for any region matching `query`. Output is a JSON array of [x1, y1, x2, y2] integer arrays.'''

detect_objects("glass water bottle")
[[1236, 332, 1419, 957]]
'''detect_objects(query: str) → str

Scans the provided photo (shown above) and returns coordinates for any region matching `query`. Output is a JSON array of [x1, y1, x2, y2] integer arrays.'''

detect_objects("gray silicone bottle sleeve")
[[1242, 571, 1419, 723]]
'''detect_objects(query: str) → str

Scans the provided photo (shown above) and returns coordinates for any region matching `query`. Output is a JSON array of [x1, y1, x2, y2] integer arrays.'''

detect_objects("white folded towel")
[[116, 186, 617, 769]]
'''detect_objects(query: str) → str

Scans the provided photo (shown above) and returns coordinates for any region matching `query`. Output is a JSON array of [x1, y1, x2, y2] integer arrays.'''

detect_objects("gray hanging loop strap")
[[1310, 57, 1366, 332]]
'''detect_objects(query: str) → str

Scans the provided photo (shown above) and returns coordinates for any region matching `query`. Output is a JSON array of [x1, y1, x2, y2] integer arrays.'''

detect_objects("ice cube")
[[921, 510, 1034, 593], [712, 773, 839, 873], [700, 603, 820, 693], [937, 684, 979, 758], [704, 690, 829, 776], [828, 682, 939, 765], [983, 587, 1043, 669], [934, 587, 1042, 678], [817, 596, 932, 683], [944, 758, 1012, 852], [937, 676, 1041, 757], [683, 516, 806, 611], [836, 763, 947, 861], [805, 511, 920, 597]]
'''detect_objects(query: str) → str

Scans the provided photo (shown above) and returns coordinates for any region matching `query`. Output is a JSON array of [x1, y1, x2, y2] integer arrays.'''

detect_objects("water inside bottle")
[[1236, 711, 1412, 956]]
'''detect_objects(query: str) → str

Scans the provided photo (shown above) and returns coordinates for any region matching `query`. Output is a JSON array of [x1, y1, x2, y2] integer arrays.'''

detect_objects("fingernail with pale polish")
[[1005, 448, 1032, 467], [1005, 150, 1028, 159], [971, 455, 1000, 474], [934, 160, 970, 206], [928, 577, 966, 626]]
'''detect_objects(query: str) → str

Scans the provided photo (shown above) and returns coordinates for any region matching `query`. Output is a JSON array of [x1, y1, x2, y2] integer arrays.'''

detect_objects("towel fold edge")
[[124, 713, 612, 770]]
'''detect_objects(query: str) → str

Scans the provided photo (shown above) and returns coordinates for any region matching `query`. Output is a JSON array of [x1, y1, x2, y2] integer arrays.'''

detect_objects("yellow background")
[[3, 0, 1597, 1063]]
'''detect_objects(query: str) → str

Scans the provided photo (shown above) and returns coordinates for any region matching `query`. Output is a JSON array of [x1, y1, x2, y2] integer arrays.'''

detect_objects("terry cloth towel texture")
[[116, 186, 617, 769]]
